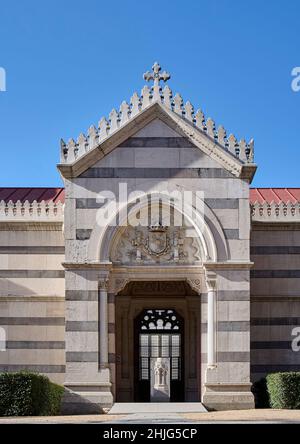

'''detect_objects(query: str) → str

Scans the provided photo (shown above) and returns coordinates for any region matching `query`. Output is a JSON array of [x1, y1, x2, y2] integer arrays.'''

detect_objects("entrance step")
[[108, 403, 207, 414]]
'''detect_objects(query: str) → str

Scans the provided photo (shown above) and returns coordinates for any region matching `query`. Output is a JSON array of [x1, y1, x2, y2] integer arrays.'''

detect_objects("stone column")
[[205, 271, 217, 368], [99, 279, 109, 368]]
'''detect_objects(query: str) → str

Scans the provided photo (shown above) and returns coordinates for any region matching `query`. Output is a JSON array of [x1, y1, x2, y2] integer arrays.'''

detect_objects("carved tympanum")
[[111, 222, 202, 265]]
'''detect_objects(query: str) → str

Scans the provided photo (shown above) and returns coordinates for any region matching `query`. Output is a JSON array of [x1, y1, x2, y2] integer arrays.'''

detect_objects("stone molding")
[[0, 221, 63, 231], [204, 382, 253, 392], [0, 296, 64, 302], [203, 261, 254, 270], [64, 382, 112, 388], [106, 265, 206, 294], [62, 261, 112, 270], [251, 201, 300, 222], [62, 261, 252, 272], [252, 222, 300, 230], [117, 280, 191, 296], [0, 200, 64, 222]]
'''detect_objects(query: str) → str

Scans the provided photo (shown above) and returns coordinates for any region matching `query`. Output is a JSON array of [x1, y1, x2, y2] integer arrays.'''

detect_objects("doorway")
[[114, 281, 200, 403], [134, 309, 184, 402]]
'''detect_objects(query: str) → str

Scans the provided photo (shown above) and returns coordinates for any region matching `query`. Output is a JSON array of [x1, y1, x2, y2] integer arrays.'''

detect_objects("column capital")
[[205, 270, 217, 291], [99, 279, 109, 291]]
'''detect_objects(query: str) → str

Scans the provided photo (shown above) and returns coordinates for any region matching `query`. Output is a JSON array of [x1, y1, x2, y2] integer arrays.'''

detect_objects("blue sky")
[[0, 0, 299, 187]]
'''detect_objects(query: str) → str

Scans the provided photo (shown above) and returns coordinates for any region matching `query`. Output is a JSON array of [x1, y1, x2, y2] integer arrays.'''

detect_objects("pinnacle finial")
[[143, 62, 171, 87]]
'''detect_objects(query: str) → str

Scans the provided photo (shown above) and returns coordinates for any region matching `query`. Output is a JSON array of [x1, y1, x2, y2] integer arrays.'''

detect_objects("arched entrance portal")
[[134, 308, 184, 402], [115, 281, 201, 402]]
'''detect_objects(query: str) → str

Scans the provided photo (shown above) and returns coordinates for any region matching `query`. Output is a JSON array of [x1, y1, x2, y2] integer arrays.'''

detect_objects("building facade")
[[0, 64, 299, 412]]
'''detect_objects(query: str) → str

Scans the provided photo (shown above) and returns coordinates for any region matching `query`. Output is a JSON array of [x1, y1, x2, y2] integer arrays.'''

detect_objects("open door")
[[134, 309, 184, 402]]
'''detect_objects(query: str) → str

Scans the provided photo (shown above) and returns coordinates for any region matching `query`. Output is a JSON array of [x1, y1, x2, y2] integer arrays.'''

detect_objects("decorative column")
[[205, 271, 217, 368], [99, 279, 109, 368]]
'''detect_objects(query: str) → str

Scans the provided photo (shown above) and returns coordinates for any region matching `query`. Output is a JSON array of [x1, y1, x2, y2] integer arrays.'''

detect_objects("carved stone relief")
[[111, 222, 202, 265]]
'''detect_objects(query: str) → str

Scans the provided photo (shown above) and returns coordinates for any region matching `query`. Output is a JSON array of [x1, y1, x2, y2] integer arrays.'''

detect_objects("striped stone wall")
[[201, 273, 251, 393], [250, 225, 300, 382], [64, 270, 102, 382], [0, 224, 65, 384]]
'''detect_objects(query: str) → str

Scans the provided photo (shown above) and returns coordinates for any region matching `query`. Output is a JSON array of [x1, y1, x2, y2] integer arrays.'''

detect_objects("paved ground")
[[107, 403, 206, 423], [109, 402, 207, 414], [1, 409, 300, 423]]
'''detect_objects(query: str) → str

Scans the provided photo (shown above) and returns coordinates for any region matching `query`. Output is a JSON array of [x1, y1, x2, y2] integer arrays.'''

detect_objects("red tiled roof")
[[250, 188, 300, 204], [0, 188, 65, 203], [0, 187, 299, 205]]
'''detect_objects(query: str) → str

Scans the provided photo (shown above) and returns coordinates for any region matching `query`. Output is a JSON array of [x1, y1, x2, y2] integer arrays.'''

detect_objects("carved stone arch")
[[87, 189, 228, 263], [108, 196, 209, 265]]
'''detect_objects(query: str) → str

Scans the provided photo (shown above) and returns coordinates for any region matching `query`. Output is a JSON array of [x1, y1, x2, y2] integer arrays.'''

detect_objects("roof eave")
[[240, 164, 257, 183]]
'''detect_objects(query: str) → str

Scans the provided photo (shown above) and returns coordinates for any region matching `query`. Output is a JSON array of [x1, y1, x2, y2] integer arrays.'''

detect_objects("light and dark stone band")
[[79, 167, 234, 179], [75, 197, 240, 210]]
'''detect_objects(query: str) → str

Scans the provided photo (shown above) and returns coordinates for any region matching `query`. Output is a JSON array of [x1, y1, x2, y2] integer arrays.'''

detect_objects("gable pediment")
[[57, 66, 256, 181], [133, 118, 182, 138], [90, 118, 226, 173]]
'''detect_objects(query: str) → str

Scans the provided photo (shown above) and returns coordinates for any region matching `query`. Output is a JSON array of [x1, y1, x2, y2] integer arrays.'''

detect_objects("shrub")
[[0, 371, 64, 416], [251, 377, 270, 408], [266, 372, 300, 409], [47, 382, 65, 416]]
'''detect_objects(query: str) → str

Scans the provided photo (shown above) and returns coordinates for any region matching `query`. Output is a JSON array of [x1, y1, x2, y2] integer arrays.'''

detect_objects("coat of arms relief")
[[111, 222, 202, 265]]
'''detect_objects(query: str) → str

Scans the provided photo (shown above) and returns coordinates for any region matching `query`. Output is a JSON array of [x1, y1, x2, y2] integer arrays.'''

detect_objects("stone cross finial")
[[143, 62, 171, 86], [143, 62, 171, 101]]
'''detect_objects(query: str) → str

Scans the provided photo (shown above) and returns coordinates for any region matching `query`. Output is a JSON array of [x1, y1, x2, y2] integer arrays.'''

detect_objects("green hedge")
[[252, 373, 300, 409], [266, 372, 300, 409], [0, 372, 64, 416]]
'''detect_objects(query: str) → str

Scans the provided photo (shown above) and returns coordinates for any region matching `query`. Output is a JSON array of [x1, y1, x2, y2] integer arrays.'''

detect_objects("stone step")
[[108, 403, 207, 414]]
